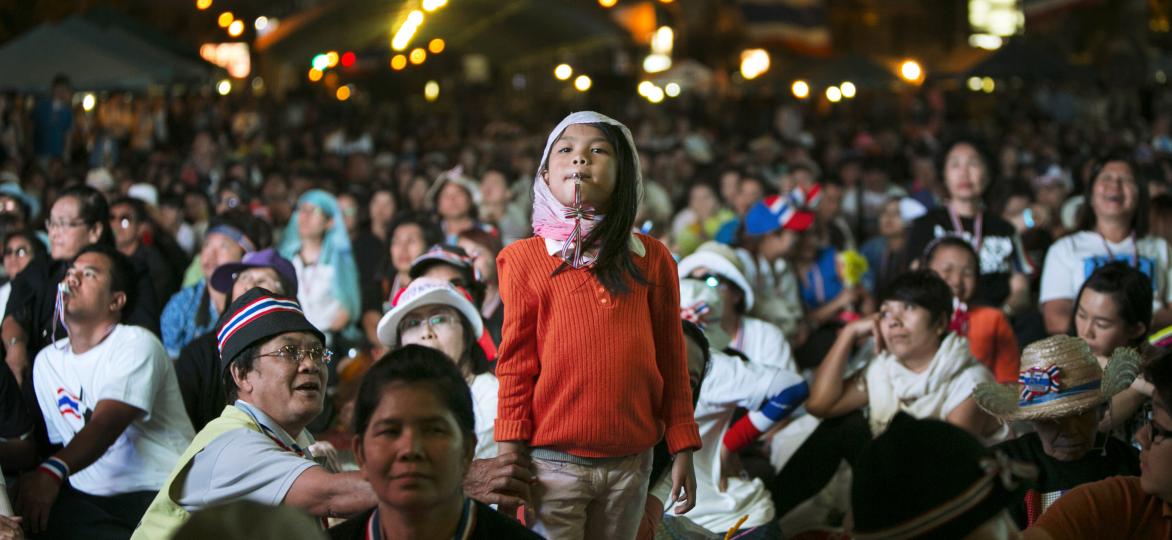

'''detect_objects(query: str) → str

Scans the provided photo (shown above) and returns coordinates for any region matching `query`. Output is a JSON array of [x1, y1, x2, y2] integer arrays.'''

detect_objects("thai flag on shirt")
[[740, 0, 832, 56], [217, 297, 305, 355], [56, 388, 83, 421]]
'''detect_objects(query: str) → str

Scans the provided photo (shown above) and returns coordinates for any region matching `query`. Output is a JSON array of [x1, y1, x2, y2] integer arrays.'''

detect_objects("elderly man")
[[1025, 347, 1172, 538], [21, 244, 193, 539], [175, 248, 298, 431], [132, 288, 376, 539], [974, 335, 1141, 528]]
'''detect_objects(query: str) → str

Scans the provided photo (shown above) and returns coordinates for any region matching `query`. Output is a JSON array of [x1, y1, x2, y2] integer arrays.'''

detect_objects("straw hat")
[[973, 335, 1141, 422]]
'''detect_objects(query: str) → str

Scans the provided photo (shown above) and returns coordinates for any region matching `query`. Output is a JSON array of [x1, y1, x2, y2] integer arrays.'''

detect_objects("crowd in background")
[[0, 71, 1167, 539]]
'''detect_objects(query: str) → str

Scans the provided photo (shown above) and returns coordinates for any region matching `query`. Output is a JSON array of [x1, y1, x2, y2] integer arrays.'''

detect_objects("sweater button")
[[600, 298, 609, 304]]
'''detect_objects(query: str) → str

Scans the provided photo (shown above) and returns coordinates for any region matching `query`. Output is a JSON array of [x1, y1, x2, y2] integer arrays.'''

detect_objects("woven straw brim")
[[973, 382, 1105, 422], [973, 334, 1106, 422]]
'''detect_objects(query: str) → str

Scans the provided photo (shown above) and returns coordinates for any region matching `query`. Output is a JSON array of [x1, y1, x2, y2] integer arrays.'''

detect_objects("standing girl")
[[495, 111, 700, 540]]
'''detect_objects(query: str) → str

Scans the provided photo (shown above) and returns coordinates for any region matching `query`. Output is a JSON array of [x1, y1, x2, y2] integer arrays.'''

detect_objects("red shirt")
[[494, 235, 701, 457], [1031, 476, 1172, 539]]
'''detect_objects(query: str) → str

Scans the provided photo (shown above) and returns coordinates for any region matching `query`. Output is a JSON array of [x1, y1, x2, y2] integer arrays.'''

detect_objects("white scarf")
[[865, 333, 976, 435]]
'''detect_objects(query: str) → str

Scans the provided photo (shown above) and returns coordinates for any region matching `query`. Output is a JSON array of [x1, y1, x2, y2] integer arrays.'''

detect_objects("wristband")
[[37, 456, 69, 484], [722, 416, 763, 453]]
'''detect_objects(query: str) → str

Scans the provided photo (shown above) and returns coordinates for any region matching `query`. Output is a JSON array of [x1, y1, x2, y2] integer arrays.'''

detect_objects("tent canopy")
[[964, 39, 1072, 80], [0, 14, 212, 92]]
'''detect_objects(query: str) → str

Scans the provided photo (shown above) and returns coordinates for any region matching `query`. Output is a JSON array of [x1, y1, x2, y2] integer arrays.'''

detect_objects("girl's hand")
[[669, 451, 697, 514], [497, 441, 529, 458], [493, 442, 532, 521]]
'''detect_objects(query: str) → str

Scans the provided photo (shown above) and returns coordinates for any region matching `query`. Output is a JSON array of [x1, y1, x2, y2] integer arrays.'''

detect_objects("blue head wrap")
[[278, 189, 361, 329]]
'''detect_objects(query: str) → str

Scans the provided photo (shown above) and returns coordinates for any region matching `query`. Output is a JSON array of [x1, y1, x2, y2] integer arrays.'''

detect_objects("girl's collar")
[[542, 234, 645, 264]]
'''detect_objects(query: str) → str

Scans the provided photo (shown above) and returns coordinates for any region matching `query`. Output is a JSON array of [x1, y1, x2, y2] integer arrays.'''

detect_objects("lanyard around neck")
[[235, 401, 306, 456], [1100, 232, 1139, 267], [947, 205, 983, 252]]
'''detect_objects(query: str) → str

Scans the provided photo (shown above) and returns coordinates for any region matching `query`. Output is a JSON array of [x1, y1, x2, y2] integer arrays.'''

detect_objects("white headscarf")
[[531, 111, 642, 267]]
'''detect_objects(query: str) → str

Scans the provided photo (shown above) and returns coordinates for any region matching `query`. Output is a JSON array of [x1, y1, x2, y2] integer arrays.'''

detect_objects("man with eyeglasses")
[[132, 287, 376, 540], [176, 248, 298, 431], [20, 244, 194, 539], [1024, 348, 1172, 539], [110, 197, 181, 308]]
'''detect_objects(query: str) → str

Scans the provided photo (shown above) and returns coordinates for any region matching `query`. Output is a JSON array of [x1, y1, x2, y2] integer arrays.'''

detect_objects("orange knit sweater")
[[494, 235, 702, 457]]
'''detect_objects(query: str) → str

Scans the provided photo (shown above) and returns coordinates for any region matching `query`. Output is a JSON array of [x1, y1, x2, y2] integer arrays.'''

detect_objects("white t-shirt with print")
[[32, 325, 194, 496], [1039, 231, 1172, 309]]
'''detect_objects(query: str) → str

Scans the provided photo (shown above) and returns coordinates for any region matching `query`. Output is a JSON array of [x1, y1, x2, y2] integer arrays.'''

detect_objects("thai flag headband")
[[217, 297, 305, 356]]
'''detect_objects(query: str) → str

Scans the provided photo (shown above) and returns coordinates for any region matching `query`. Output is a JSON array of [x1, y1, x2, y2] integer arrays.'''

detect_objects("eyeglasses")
[[400, 314, 458, 337], [1143, 402, 1171, 445], [255, 345, 333, 366], [3, 246, 29, 258], [45, 219, 87, 231], [233, 271, 283, 293]]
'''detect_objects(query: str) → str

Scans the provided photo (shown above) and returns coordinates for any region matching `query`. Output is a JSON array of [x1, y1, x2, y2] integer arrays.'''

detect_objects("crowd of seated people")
[[0, 72, 1168, 539]]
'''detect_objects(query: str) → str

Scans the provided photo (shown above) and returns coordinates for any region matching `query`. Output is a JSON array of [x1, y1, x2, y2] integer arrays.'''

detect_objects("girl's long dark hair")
[[551, 122, 646, 295]]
